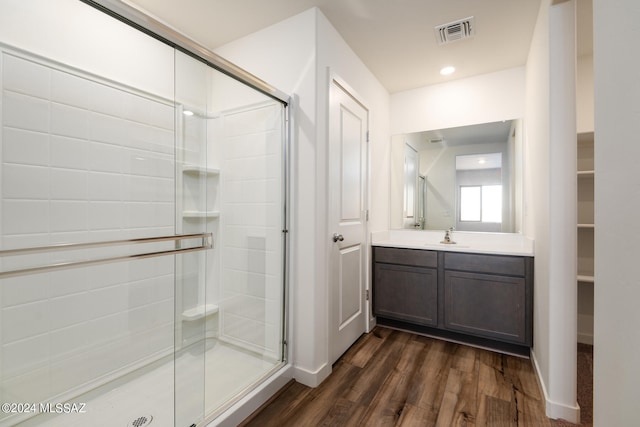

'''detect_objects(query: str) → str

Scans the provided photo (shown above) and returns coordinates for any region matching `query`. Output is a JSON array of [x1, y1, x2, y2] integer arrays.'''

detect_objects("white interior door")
[[329, 78, 369, 364]]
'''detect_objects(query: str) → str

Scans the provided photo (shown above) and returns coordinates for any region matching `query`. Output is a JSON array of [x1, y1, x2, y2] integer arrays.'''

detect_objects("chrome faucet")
[[441, 227, 456, 244]]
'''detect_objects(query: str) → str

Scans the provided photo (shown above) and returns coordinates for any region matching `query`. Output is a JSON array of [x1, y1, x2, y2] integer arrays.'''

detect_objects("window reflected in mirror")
[[456, 153, 503, 229]]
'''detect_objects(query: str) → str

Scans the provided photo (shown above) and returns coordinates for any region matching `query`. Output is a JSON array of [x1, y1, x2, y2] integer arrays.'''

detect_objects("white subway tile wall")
[[219, 103, 283, 359], [0, 51, 177, 406]]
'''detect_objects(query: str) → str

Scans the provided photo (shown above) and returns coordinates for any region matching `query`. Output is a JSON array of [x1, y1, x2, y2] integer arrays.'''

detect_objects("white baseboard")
[[293, 362, 332, 388], [530, 350, 581, 424]]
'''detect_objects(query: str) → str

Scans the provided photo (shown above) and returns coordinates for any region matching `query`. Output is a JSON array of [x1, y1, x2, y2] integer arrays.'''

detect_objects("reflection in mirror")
[[390, 120, 523, 233], [456, 152, 503, 232], [403, 144, 418, 227]]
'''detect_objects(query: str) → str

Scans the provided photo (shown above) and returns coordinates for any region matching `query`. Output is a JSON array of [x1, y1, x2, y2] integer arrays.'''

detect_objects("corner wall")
[[593, 0, 640, 425], [526, 0, 579, 422]]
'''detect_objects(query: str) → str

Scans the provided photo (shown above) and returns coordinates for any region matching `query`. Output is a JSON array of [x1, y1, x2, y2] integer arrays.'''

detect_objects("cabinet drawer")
[[374, 247, 437, 268], [444, 252, 525, 276]]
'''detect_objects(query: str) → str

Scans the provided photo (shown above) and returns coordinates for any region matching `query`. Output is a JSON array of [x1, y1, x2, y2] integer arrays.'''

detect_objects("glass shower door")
[[173, 50, 288, 424], [0, 2, 288, 424], [0, 43, 211, 427], [174, 51, 210, 427]]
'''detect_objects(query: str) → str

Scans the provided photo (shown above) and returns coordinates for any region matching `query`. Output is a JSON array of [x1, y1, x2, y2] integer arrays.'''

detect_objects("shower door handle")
[[332, 233, 344, 243]]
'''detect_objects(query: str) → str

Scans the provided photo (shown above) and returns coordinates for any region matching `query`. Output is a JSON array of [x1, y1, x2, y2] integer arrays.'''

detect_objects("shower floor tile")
[[14, 340, 279, 427]]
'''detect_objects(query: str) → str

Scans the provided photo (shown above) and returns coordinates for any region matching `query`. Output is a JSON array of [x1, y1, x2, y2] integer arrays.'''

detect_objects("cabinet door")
[[444, 270, 526, 344], [373, 263, 437, 326]]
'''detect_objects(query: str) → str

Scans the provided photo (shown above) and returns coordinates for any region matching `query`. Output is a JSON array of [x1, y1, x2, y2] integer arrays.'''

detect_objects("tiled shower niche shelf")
[[182, 211, 220, 219], [182, 304, 219, 321], [182, 164, 220, 176]]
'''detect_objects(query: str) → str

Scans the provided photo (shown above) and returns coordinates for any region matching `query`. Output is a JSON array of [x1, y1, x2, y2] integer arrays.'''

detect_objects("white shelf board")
[[577, 170, 594, 177], [578, 223, 595, 229], [182, 210, 220, 218], [182, 304, 219, 321], [182, 164, 220, 176], [577, 274, 595, 283]]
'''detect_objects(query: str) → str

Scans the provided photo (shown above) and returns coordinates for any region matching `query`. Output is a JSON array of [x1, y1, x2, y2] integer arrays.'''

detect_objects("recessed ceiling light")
[[440, 66, 455, 76]]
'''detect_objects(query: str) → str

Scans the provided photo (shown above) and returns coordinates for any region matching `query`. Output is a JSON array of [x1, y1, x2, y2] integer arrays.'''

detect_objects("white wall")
[[218, 102, 284, 359], [525, 0, 579, 422], [0, 0, 174, 100], [593, 0, 640, 425], [390, 67, 525, 135], [215, 7, 390, 387]]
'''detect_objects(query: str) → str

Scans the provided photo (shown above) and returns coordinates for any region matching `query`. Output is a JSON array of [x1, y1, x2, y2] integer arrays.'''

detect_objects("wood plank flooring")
[[241, 327, 552, 427]]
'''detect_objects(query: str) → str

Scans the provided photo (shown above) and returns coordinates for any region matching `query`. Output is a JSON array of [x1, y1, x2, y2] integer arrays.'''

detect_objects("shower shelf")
[[182, 303, 219, 321], [182, 211, 220, 218], [182, 164, 220, 176]]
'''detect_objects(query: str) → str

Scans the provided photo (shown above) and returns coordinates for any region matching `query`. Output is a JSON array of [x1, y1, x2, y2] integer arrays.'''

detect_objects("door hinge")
[[365, 290, 370, 301], [366, 130, 370, 142], [365, 210, 369, 221]]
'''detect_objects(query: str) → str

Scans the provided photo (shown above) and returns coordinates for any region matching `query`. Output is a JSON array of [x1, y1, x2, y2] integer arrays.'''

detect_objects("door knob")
[[332, 233, 344, 242]]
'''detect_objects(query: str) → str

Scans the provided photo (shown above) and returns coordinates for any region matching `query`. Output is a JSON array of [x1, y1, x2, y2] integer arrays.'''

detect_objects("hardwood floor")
[[241, 327, 552, 427]]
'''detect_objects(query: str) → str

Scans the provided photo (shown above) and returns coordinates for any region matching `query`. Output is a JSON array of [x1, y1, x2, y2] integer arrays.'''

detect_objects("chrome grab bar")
[[0, 233, 213, 279]]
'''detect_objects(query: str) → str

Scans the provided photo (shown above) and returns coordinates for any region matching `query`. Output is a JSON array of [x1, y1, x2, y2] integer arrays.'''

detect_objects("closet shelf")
[[578, 223, 595, 229], [182, 164, 220, 176], [577, 170, 594, 177], [577, 274, 595, 283], [182, 304, 219, 321], [182, 211, 220, 218]]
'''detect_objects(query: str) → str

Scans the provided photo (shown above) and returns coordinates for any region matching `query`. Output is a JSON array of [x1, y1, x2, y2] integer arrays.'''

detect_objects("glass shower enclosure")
[[0, 1, 288, 426]]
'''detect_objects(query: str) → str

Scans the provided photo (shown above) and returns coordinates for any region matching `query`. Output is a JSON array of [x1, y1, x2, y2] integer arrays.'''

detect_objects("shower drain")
[[128, 415, 153, 427]]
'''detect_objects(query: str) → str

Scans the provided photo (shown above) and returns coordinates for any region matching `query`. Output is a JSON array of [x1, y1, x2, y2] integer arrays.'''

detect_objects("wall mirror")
[[390, 119, 524, 233]]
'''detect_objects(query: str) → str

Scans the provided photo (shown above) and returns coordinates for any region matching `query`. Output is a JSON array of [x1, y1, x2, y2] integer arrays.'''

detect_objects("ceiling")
[[124, 0, 593, 94]]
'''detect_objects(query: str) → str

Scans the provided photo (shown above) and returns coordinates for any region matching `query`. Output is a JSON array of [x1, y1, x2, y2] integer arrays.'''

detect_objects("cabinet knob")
[[332, 233, 344, 242]]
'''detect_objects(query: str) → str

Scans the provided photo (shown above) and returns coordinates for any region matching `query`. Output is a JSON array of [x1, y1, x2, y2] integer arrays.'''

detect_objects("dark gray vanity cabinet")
[[443, 252, 532, 346], [373, 246, 533, 353], [373, 247, 438, 326]]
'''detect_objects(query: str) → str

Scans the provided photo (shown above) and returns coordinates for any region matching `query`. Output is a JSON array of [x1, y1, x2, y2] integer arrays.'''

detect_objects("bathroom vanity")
[[372, 230, 534, 356]]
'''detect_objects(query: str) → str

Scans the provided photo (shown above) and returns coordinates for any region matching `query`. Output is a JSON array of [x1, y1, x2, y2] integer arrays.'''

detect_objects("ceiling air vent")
[[434, 17, 475, 45]]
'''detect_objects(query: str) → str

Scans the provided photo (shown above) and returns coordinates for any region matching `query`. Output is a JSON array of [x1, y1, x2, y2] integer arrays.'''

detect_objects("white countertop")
[[371, 230, 535, 257]]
